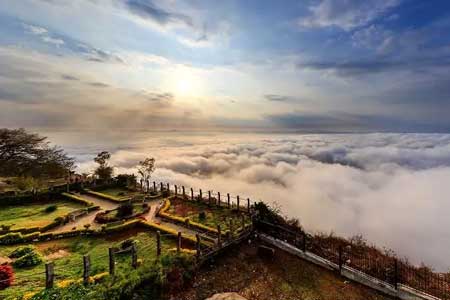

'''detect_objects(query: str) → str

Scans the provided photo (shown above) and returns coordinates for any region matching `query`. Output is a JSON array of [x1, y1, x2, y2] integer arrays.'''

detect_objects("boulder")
[[205, 293, 248, 300]]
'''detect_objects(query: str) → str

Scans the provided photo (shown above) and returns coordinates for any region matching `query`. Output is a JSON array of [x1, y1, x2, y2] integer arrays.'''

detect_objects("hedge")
[[61, 192, 94, 206], [85, 189, 130, 202]]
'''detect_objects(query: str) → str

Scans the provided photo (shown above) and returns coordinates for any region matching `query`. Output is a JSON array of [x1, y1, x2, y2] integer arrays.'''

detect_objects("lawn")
[[0, 200, 85, 228], [0, 229, 180, 298], [166, 197, 252, 232], [97, 188, 139, 198]]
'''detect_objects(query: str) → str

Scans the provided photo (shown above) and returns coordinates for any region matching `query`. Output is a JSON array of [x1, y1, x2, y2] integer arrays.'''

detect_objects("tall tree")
[[0, 128, 74, 178], [94, 151, 113, 180], [137, 157, 155, 183]]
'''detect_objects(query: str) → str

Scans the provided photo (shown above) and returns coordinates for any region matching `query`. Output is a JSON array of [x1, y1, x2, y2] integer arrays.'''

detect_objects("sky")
[[1, 0, 450, 132]]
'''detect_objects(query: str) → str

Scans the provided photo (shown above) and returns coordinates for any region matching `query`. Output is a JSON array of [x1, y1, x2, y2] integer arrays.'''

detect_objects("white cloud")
[[66, 132, 450, 271], [299, 0, 401, 31]]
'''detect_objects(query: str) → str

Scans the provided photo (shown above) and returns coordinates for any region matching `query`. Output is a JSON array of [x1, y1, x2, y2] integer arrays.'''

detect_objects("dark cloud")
[[124, 0, 193, 27], [264, 94, 292, 102], [61, 74, 80, 81], [141, 92, 174, 103], [88, 82, 109, 88]]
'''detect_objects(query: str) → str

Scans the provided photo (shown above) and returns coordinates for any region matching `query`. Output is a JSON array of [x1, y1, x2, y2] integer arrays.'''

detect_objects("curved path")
[[49, 193, 209, 239]]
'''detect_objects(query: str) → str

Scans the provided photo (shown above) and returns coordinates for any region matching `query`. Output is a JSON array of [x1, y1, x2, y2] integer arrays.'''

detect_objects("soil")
[[169, 242, 393, 300]]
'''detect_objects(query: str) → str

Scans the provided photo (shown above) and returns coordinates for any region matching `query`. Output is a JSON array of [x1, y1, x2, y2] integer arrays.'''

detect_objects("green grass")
[[0, 230, 179, 298], [0, 200, 84, 228], [97, 188, 138, 198], [167, 198, 251, 232]]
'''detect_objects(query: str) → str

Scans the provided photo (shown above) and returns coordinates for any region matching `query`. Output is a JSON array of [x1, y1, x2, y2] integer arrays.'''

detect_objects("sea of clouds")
[[50, 131, 450, 271]]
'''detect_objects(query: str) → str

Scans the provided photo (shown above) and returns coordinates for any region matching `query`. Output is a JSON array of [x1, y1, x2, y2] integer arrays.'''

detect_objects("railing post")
[[394, 259, 398, 290], [160, 182, 163, 192], [140, 179, 143, 191], [247, 198, 250, 213], [45, 262, 54, 289], [196, 234, 201, 260], [237, 195, 240, 211], [338, 246, 343, 273], [302, 232, 307, 252], [208, 191, 211, 206], [175, 185, 178, 196], [217, 225, 222, 248], [153, 181, 156, 192], [191, 188, 194, 201], [109, 248, 115, 275], [131, 242, 138, 269], [227, 193, 230, 209], [217, 192, 221, 207], [83, 255, 90, 285], [177, 232, 182, 253], [182, 186, 185, 197], [166, 183, 169, 192], [156, 231, 161, 256], [146, 180, 149, 192], [199, 189, 202, 201]]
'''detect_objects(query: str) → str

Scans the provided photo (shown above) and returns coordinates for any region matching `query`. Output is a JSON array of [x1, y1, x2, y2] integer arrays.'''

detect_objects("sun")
[[169, 67, 204, 98], [176, 79, 193, 96]]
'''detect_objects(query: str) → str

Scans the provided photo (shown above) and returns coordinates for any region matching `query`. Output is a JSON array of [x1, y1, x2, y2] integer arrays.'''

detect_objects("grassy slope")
[[0, 200, 84, 228], [172, 243, 393, 300], [98, 188, 138, 198], [0, 229, 177, 298], [167, 198, 251, 230]]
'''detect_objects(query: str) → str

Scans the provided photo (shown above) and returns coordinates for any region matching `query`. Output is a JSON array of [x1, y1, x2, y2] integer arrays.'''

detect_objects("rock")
[[205, 293, 248, 300]]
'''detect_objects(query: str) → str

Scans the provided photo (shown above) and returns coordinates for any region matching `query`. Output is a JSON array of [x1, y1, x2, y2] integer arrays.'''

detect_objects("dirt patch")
[[45, 249, 70, 260], [170, 242, 393, 300], [0, 256, 12, 264]]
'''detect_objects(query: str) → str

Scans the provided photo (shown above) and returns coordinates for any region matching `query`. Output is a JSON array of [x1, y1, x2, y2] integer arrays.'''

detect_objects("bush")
[[117, 202, 134, 218], [44, 204, 58, 213], [9, 245, 34, 258], [198, 211, 206, 221], [120, 239, 135, 250], [0, 264, 14, 290], [13, 250, 43, 268]]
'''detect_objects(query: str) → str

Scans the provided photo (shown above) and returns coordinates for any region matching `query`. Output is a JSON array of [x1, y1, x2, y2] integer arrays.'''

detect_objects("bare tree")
[[94, 151, 113, 180], [137, 157, 155, 183]]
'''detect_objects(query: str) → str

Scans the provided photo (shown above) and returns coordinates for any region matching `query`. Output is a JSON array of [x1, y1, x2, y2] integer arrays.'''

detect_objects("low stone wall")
[[259, 234, 442, 300]]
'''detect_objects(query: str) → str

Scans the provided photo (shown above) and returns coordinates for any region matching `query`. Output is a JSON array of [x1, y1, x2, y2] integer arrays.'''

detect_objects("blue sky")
[[0, 0, 450, 132]]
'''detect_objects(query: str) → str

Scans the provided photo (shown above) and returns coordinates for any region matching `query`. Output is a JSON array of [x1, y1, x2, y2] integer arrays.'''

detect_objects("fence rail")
[[256, 220, 449, 300]]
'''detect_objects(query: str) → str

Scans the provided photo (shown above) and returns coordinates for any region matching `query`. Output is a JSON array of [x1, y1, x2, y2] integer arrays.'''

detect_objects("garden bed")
[[95, 203, 150, 224]]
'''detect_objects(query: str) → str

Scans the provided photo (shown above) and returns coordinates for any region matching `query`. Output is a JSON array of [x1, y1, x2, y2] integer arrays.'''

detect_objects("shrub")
[[9, 245, 34, 258], [0, 264, 14, 290], [198, 211, 206, 221], [117, 202, 134, 218], [0, 232, 22, 245], [118, 192, 125, 196], [13, 251, 43, 268], [44, 204, 57, 213], [120, 239, 135, 250]]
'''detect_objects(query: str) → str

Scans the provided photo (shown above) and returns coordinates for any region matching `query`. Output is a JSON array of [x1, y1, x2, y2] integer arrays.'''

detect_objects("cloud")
[[88, 82, 110, 88], [264, 94, 292, 102], [124, 0, 193, 28], [70, 132, 450, 271], [22, 22, 64, 46], [61, 74, 80, 81], [299, 0, 401, 31]]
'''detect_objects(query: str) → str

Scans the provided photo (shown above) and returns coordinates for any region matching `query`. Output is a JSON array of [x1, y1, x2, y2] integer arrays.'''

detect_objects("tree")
[[137, 157, 155, 183], [94, 151, 113, 180], [0, 128, 74, 178]]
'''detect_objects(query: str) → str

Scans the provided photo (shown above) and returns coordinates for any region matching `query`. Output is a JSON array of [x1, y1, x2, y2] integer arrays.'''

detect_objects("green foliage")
[[94, 151, 113, 181], [198, 211, 206, 221], [44, 205, 57, 213], [8, 245, 34, 258], [13, 177, 42, 191], [117, 202, 134, 218], [115, 174, 136, 188], [12, 250, 42, 268]]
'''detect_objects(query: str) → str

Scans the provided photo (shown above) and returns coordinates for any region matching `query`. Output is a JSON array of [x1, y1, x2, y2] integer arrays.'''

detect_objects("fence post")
[[177, 232, 182, 253], [237, 196, 240, 211], [217, 225, 222, 248], [182, 186, 185, 197], [156, 231, 161, 256], [196, 234, 201, 260], [198, 189, 202, 201], [227, 193, 230, 209], [175, 185, 178, 196], [160, 182, 163, 192], [45, 262, 54, 289], [131, 242, 138, 269], [338, 246, 343, 273], [140, 179, 143, 191], [83, 255, 90, 285], [191, 188, 194, 201], [247, 198, 250, 213], [166, 183, 169, 192], [146, 180, 150, 192], [153, 181, 156, 192], [208, 191, 211, 206], [394, 259, 398, 290], [302, 232, 307, 252], [217, 192, 221, 207], [109, 248, 115, 275]]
